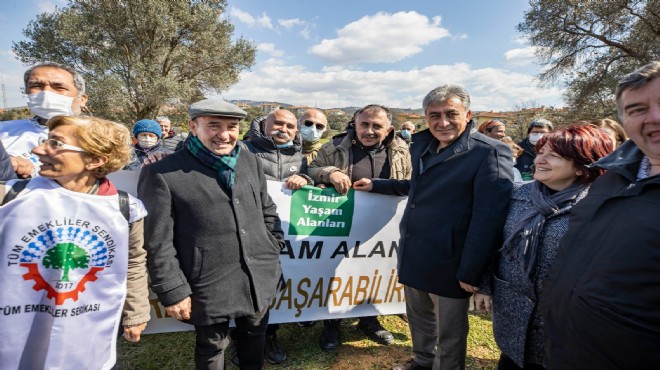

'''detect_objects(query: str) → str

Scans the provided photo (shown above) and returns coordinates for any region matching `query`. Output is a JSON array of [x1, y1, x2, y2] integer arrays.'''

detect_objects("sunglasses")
[[39, 138, 87, 153], [304, 120, 326, 131]]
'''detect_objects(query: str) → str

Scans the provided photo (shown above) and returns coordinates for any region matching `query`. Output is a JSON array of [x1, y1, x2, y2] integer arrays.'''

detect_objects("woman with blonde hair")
[[0, 115, 150, 370]]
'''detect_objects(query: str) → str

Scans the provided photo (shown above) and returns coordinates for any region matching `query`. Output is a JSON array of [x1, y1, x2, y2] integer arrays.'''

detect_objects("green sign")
[[289, 186, 354, 236]]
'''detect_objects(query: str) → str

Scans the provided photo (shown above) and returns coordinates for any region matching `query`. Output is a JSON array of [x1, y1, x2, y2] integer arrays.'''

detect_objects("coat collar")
[[593, 140, 645, 182]]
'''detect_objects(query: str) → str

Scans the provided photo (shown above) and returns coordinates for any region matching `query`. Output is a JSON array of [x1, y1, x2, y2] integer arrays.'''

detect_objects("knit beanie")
[[133, 119, 163, 139]]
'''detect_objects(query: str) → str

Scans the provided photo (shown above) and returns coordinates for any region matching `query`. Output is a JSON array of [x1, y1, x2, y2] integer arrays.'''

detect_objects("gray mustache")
[[271, 130, 290, 140]]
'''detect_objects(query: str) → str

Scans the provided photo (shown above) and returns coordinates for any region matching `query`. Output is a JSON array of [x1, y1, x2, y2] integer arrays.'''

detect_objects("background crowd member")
[[516, 118, 553, 181], [0, 142, 17, 180], [590, 118, 627, 148], [157, 116, 185, 151], [542, 61, 660, 370], [299, 108, 328, 162], [138, 99, 284, 370], [354, 85, 513, 370], [124, 119, 173, 171], [309, 104, 411, 351], [478, 119, 507, 140], [0, 62, 88, 178], [475, 125, 613, 370], [501, 136, 525, 183], [0, 116, 150, 369], [397, 120, 416, 144]]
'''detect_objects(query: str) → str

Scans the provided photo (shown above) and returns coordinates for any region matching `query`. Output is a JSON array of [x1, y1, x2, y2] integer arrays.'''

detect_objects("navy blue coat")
[[372, 122, 513, 298]]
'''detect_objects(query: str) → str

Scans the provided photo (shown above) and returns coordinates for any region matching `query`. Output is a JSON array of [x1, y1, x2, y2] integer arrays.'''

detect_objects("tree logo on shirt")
[[19, 226, 111, 305]]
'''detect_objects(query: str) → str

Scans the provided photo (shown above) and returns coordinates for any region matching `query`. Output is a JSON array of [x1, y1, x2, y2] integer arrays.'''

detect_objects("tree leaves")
[[13, 0, 256, 124]]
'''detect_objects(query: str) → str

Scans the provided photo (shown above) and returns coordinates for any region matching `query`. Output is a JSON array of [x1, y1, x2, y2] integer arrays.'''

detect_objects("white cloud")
[[504, 46, 539, 67], [37, 0, 66, 13], [229, 7, 274, 30], [257, 43, 284, 58], [278, 18, 304, 29], [222, 60, 564, 111], [309, 11, 450, 64]]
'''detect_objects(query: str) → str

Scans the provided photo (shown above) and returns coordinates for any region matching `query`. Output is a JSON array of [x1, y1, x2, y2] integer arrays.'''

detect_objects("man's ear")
[[188, 119, 197, 136], [387, 125, 394, 133]]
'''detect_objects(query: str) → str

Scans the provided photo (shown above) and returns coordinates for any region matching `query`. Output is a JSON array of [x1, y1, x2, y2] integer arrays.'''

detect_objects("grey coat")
[[138, 148, 284, 326], [483, 181, 588, 367]]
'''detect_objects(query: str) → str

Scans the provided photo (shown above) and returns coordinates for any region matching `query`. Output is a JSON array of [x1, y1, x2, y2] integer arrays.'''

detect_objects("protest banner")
[[108, 171, 407, 334]]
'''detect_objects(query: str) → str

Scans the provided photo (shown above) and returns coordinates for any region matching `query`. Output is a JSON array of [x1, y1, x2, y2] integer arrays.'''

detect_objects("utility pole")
[[0, 69, 7, 110]]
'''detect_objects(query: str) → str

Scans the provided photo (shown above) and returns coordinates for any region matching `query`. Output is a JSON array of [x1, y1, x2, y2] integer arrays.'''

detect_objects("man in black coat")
[[138, 99, 284, 370], [355, 85, 513, 370], [541, 61, 660, 370]]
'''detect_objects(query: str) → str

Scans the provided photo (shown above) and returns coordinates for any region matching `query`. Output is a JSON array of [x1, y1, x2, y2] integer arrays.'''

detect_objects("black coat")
[[372, 123, 513, 298], [0, 142, 16, 181], [541, 140, 660, 370], [138, 148, 284, 326], [515, 138, 536, 179]]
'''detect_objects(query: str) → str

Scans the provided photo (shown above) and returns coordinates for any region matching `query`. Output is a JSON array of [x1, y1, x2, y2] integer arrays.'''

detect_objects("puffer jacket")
[[240, 116, 307, 181], [308, 128, 412, 183]]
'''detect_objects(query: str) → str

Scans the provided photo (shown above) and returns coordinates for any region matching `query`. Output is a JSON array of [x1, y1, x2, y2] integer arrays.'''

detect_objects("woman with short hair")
[[475, 124, 614, 370], [0, 115, 150, 370]]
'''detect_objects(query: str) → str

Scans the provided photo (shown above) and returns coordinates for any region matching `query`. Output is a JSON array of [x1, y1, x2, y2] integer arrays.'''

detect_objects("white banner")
[[108, 171, 407, 334]]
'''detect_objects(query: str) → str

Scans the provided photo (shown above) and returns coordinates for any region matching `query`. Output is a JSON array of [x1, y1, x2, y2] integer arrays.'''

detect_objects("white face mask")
[[529, 132, 544, 145], [138, 136, 159, 149], [27, 91, 75, 119], [300, 125, 324, 142]]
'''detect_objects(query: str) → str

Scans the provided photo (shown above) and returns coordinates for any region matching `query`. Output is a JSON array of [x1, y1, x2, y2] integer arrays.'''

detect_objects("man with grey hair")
[[0, 62, 88, 178], [354, 85, 513, 370], [515, 118, 554, 181], [541, 61, 660, 369], [139, 98, 284, 369], [309, 104, 412, 351], [157, 116, 185, 151]]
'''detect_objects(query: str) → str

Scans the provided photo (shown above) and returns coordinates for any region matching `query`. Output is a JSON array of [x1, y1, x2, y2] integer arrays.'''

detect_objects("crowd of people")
[[0, 60, 659, 370]]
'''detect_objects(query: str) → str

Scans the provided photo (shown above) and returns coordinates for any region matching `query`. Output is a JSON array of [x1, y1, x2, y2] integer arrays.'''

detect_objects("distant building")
[[473, 111, 514, 126], [288, 105, 313, 116], [259, 102, 280, 113], [324, 108, 346, 117]]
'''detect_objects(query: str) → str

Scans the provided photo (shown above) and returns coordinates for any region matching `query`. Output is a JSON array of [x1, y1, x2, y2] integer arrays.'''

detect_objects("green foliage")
[[0, 107, 31, 121], [42, 242, 89, 282], [519, 0, 660, 116], [13, 0, 256, 123], [242, 105, 266, 134]]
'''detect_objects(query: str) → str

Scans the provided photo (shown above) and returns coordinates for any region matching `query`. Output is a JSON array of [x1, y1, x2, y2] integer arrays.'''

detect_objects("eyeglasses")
[[39, 138, 87, 152], [304, 120, 326, 131]]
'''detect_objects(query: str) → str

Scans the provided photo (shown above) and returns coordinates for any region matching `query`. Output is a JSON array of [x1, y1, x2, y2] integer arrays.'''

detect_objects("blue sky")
[[0, 0, 564, 111]]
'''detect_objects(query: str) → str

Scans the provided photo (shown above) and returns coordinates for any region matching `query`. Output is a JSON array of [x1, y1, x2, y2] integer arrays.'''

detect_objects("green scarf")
[[186, 135, 240, 188]]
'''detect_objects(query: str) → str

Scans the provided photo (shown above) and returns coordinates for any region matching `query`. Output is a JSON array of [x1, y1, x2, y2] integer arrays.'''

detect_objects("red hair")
[[536, 124, 614, 183]]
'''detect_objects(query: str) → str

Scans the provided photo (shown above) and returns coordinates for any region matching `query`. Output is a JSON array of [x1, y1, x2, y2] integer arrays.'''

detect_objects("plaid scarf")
[[186, 135, 240, 189]]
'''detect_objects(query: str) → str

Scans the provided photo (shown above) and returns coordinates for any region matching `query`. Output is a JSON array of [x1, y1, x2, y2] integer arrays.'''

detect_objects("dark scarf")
[[500, 180, 588, 282], [185, 135, 240, 189]]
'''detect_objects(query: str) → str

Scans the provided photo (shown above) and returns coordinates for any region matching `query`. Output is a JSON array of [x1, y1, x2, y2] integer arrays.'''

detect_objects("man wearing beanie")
[[515, 118, 553, 180], [138, 99, 284, 370], [125, 119, 173, 171]]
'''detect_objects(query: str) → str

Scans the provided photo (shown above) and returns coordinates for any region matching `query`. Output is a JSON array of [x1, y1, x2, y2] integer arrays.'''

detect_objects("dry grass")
[[117, 312, 498, 369]]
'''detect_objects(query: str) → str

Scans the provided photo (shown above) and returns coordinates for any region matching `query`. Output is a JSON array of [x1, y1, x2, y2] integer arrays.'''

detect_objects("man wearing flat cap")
[[138, 98, 285, 370]]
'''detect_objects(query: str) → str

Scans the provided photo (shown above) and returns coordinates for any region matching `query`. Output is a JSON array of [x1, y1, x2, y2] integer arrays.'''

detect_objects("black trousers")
[[194, 310, 269, 370]]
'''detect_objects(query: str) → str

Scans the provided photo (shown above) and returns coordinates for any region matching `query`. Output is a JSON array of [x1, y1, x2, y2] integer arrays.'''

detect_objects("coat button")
[[234, 198, 240, 204], [405, 233, 411, 238], [240, 229, 246, 234], [410, 203, 416, 209]]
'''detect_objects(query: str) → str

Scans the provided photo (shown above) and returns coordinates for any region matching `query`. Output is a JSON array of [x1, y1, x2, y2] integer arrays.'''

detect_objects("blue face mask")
[[276, 141, 293, 149], [400, 129, 411, 139]]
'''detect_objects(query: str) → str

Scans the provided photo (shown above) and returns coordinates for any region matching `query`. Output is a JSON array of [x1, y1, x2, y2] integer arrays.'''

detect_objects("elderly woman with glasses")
[[0, 115, 150, 369], [474, 124, 614, 370]]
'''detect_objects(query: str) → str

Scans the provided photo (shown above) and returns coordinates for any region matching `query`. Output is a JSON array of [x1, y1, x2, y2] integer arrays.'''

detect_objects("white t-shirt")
[[0, 118, 48, 167]]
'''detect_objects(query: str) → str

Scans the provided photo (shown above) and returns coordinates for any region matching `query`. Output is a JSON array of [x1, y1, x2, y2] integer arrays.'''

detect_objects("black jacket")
[[541, 140, 660, 369], [138, 148, 284, 326], [515, 138, 536, 179], [372, 122, 513, 298], [240, 116, 307, 181]]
